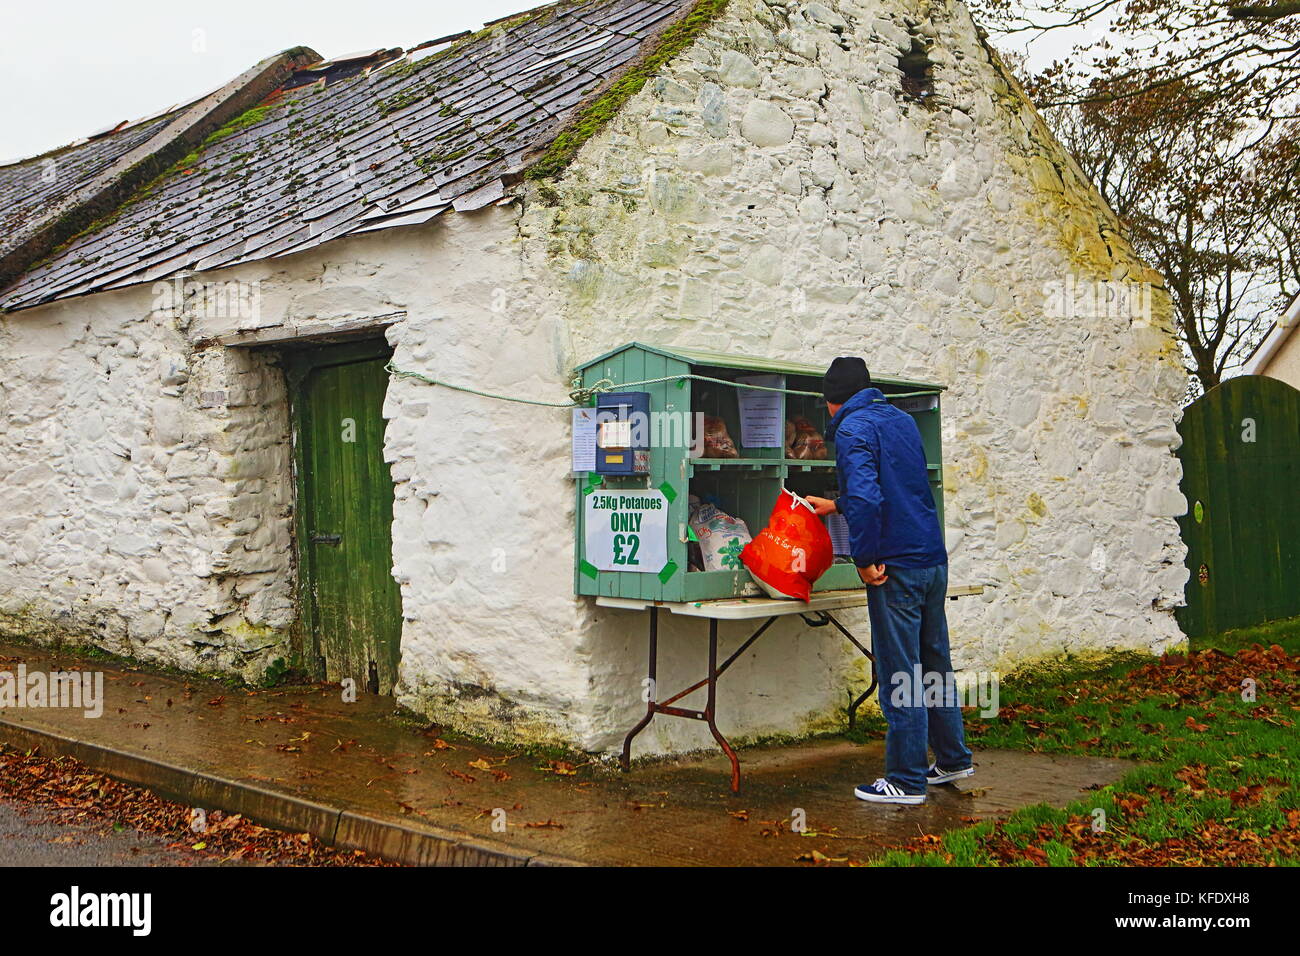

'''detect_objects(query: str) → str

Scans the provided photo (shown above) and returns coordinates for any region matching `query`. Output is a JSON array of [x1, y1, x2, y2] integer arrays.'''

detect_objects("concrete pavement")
[[0, 640, 1132, 866]]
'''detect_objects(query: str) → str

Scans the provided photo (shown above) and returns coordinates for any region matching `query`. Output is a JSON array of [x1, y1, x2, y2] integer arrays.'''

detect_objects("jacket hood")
[[825, 387, 885, 442]]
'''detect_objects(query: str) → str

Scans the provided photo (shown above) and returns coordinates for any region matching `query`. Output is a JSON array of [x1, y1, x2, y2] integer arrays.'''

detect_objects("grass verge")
[[875, 617, 1300, 865]]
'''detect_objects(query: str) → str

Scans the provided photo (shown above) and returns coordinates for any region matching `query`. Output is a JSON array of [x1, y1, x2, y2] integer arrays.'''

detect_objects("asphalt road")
[[0, 796, 238, 867]]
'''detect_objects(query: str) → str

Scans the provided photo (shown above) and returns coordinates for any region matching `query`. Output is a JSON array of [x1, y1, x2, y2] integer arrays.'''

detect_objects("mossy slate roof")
[[0, 0, 693, 312]]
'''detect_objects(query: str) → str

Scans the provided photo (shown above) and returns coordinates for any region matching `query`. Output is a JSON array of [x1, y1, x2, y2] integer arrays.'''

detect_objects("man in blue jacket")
[[807, 357, 972, 804]]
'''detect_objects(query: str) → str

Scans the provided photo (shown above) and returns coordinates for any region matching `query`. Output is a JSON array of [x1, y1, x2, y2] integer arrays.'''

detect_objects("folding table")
[[601, 585, 985, 792]]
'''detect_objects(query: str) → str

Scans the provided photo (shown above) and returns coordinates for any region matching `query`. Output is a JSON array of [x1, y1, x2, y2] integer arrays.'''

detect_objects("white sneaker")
[[926, 763, 975, 786], [854, 777, 926, 805]]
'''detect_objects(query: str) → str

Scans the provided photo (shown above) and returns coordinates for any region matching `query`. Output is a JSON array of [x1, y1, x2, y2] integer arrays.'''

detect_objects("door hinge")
[[311, 533, 342, 545]]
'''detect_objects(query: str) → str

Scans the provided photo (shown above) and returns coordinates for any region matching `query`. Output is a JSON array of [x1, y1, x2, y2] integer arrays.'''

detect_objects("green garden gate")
[[1176, 375, 1300, 639]]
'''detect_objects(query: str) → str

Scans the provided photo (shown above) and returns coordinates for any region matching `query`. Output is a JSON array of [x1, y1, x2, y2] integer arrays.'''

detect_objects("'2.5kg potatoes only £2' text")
[[584, 491, 669, 573]]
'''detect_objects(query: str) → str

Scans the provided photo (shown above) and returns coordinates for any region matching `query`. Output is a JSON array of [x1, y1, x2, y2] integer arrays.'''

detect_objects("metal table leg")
[[704, 618, 741, 793], [822, 612, 877, 729], [621, 611, 773, 791], [620, 606, 658, 772]]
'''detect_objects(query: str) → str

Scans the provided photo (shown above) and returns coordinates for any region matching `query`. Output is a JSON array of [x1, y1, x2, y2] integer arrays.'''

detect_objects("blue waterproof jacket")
[[824, 387, 947, 569]]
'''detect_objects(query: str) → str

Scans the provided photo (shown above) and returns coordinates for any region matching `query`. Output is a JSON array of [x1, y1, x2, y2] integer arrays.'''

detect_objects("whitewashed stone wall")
[[509, 0, 1188, 751], [0, 210, 608, 744], [0, 281, 295, 678], [0, 0, 1189, 758], [0, 216, 532, 687], [374, 212, 594, 747]]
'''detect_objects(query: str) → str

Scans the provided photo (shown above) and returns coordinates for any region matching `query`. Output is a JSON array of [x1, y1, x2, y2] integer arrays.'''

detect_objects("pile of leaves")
[[0, 745, 396, 866], [879, 635, 1300, 867], [1127, 644, 1300, 703], [963, 797, 1300, 867]]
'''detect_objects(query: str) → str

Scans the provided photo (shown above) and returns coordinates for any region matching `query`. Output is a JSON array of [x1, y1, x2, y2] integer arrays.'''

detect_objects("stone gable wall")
[[509, 0, 1188, 751]]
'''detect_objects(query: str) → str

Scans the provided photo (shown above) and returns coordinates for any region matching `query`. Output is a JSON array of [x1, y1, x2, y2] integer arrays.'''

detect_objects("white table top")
[[596, 585, 985, 620]]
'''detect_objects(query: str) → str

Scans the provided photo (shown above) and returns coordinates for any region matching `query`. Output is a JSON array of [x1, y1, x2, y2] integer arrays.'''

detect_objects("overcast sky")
[[0, 0, 535, 161], [0, 0, 1078, 162]]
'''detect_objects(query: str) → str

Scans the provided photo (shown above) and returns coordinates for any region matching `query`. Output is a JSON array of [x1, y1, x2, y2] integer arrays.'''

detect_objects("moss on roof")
[[3, 1, 700, 311], [525, 0, 729, 181]]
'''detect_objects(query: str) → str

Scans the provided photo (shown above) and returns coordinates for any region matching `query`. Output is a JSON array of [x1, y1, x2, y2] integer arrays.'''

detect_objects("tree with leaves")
[[971, 0, 1300, 394], [977, 0, 1300, 125]]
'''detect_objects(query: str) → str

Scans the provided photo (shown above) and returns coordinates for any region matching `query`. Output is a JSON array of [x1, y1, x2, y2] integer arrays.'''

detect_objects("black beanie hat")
[[823, 356, 872, 404]]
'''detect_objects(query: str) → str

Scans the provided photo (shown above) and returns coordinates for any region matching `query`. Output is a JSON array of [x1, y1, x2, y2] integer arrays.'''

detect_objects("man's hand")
[[858, 563, 888, 586], [805, 495, 837, 516]]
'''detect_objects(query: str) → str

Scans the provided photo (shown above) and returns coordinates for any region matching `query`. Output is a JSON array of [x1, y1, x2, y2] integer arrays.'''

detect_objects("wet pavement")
[[0, 641, 1131, 866]]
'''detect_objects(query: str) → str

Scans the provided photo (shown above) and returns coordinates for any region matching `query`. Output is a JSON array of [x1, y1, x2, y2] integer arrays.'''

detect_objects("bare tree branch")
[[1229, 2, 1300, 22]]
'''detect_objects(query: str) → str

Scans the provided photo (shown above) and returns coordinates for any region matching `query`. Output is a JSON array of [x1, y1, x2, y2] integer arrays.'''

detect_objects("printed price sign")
[[584, 490, 668, 573]]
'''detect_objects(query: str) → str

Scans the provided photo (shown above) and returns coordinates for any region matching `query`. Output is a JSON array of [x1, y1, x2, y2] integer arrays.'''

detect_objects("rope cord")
[[384, 361, 941, 407]]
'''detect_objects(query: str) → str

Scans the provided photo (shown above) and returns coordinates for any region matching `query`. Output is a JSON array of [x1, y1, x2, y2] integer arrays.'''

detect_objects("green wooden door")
[[287, 340, 402, 694], [1176, 375, 1300, 639]]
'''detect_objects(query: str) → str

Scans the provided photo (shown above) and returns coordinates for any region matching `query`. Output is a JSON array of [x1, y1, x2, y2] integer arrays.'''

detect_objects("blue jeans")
[[866, 563, 971, 794]]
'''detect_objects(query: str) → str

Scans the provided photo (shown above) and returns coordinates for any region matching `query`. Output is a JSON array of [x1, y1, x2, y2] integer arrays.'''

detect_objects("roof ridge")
[[1, 0, 714, 312], [0, 48, 320, 294]]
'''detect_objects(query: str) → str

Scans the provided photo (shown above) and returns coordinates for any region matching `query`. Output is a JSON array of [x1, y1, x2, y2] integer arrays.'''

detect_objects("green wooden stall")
[[1176, 374, 1300, 638], [572, 342, 946, 603]]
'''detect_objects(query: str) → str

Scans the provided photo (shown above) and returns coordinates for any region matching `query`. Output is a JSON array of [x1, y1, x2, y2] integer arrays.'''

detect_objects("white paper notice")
[[572, 407, 597, 472], [736, 374, 784, 449]]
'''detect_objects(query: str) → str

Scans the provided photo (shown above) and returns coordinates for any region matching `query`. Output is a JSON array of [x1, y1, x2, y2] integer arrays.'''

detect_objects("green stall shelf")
[[572, 342, 946, 603]]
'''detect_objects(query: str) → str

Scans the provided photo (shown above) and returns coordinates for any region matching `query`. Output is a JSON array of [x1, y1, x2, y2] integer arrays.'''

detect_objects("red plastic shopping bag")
[[741, 489, 834, 601]]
